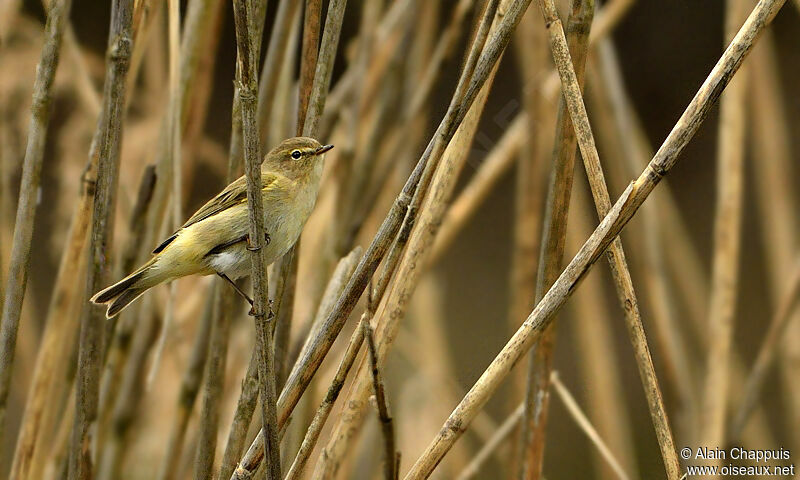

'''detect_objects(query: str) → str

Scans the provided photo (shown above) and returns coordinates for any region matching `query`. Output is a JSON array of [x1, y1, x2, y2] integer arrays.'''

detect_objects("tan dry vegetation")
[[0, 0, 799, 479]]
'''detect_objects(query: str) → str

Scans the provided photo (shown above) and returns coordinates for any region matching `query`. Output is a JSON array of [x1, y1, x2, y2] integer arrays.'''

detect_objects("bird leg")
[[211, 233, 272, 315], [216, 272, 275, 318], [217, 272, 253, 307]]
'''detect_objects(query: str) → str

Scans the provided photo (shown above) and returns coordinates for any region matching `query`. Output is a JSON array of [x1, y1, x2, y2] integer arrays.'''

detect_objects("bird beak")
[[315, 144, 334, 155]]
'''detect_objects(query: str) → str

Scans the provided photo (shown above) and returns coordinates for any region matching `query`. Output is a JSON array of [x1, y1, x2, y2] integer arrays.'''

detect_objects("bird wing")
[[152, 172, 278, 254]]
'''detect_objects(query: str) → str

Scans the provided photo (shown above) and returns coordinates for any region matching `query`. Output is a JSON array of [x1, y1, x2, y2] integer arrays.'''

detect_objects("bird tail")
[[91, 257, 163, 318]]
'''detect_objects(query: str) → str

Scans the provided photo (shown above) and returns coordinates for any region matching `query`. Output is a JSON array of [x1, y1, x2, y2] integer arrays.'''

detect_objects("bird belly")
[[199, 202, 305, 279], [159, 185, 315, 281], [208, 248, 251, 279]]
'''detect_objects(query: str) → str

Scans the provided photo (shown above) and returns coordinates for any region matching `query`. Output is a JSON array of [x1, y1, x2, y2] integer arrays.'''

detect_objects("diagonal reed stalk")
[[588, 39, 699, 422], [403, 1, 787, 477], [283, 314, 365, 480], [522, 0, 679, 478], [455, 403, 524, 480], [311, 2, 509, 476], [568, 186, 640, 480], [549, 372, 630, 480], [730, 258, 800, 441]]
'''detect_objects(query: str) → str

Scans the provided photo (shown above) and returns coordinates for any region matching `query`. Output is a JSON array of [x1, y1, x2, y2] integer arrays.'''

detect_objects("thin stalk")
[[68, 1, 134, 478], [8, 158, 95, 480], [455, 403, 524, 480], [300, 0, 348, 138], [257, 0, 302, 142], [404, 1, 786, 476], [297, 0, 322, 132], [700, 0, 750, 449], [362, 316, 397, 480], [589, 40, 699, 417], [729, 259, 800, 441], [228, 0, 269, 177], [0, 0, 73, 442], [550, 373, 629, 480], [517, 2, 591, 477], [232, 0, 281, 478]]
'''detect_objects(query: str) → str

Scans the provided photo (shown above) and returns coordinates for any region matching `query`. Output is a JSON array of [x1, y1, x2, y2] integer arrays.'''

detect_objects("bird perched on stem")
[[92, 136, 333, 318]]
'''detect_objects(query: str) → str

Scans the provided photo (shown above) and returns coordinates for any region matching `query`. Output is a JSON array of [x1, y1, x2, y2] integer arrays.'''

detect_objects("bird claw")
[[248, 299, 275, 319], [246, 233, 270, 251]]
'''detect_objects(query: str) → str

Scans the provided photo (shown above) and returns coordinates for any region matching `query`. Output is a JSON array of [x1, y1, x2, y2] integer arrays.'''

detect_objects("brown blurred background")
[[2, 0, 799, 478]]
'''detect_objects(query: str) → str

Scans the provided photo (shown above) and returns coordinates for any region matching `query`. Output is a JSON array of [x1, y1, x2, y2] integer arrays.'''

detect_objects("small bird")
[[92, 136, 333, 318]]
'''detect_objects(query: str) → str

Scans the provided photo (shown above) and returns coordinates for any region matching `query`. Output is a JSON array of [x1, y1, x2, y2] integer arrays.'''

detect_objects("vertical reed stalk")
[[68, 1, 134, 477], [8, 158, 94, 480], [517, 2, 591, 477], [529, 1, 679, 477], [700, 0, 750, 450], [0, 0, 73, 443], [362, 315, 397, 480], [297, 0, 322, 133], [232, 0, 281, 478]]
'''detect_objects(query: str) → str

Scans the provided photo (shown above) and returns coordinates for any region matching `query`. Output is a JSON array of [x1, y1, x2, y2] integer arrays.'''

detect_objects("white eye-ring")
[[291, 150, 302, 159]]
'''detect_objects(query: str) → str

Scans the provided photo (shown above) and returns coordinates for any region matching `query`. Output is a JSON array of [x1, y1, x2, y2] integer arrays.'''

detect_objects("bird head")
[[263, 136, 333, 181]]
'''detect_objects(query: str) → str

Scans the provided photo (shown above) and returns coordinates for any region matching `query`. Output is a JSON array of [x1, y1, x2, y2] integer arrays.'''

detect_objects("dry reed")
[[1, 1, 797, 479]]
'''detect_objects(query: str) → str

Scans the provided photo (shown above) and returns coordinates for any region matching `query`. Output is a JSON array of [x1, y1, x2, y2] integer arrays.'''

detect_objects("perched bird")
[[92, 136, 333, 318]]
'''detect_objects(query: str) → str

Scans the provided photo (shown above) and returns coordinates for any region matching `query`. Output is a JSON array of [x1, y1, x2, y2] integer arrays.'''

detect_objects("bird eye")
[[291, 150, 302, 159]]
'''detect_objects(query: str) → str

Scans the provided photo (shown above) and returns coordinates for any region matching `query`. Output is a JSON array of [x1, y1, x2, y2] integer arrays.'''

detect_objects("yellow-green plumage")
[[92, 137, 331, 318]]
